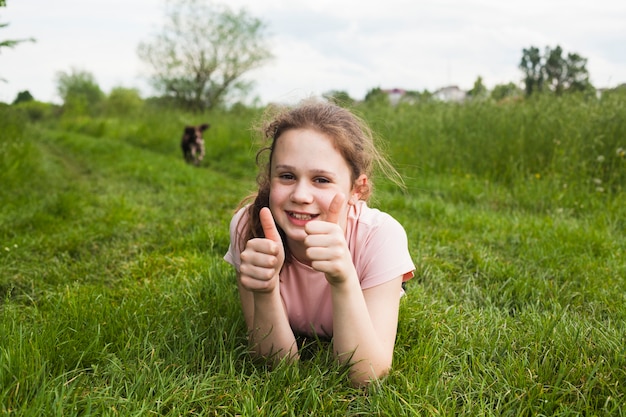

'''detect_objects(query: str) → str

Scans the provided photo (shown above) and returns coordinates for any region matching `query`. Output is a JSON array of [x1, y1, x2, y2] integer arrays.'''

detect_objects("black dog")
[[181, 123, 210, 165]]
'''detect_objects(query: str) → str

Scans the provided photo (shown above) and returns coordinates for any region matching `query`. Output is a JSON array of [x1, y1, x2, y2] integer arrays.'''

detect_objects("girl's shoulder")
[[348, 201, 407, 240], [348, 201, 415, 286], [230, 204, 250, 227]]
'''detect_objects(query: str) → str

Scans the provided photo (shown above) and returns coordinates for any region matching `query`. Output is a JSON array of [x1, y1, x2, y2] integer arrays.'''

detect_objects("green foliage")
[[103, 87, 144, 116], [323, 90, 355, 107], [12, 100, 58, 122], [403, 89, 433, 103], [11, 90, 33, 105], [363, 92, 626, 204], [137, 0, 272, 112], [55, 68, 104, 115], [0, 96, 624, 415], [520, 46, 543, 96], [363, 87, 390, 108], [520, 45, 593, 97], [466, 75, 488, 100], [544, 46, 593, 94], [490, 82, 523, 101]]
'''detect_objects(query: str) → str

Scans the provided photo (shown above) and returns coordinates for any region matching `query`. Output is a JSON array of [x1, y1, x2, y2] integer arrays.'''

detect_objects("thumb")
[[325, 193, 345, 224], [260, 207, 282, 243]]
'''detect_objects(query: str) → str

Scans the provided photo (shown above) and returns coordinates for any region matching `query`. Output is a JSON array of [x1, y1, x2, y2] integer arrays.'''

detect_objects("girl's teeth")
[[291, 212, 312, 220]]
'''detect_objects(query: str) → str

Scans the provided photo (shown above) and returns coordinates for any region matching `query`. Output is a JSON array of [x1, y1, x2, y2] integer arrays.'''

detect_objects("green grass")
[[1, 95, 625, 416]]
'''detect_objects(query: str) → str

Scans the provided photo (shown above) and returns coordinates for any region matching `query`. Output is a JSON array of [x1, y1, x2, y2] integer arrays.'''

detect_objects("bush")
[[13, 100, 59, 122], [12, 90, 34, 105], [104, 87, 144, 116]]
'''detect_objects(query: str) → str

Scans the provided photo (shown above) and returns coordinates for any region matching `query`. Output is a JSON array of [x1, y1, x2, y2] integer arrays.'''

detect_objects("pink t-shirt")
[[224, 201, 415, 338]]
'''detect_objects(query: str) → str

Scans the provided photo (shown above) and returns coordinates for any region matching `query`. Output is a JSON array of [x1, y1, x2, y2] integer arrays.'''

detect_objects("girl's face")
[[269, 128, 365, 252]]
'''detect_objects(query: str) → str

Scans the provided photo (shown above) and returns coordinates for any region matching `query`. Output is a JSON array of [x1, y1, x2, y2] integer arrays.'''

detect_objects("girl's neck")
[[287, 241, 312, 267]]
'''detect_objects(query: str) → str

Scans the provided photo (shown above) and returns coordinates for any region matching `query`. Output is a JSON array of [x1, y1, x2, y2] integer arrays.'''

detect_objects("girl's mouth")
[[287, 211, 318, 221]]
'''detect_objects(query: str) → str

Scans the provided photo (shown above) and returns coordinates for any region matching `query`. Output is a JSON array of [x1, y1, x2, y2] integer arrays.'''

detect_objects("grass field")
[[1, 93, 625, 416]]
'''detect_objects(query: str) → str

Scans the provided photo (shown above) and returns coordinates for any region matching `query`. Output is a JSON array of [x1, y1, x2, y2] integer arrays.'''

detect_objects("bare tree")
[[138, 0, 272, 111]]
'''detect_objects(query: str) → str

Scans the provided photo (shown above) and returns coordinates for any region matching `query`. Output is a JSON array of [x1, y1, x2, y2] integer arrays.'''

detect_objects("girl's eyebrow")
[[274, 164, 295, 171], [310, 169, 336, 178], [274, 164, 336, 177]]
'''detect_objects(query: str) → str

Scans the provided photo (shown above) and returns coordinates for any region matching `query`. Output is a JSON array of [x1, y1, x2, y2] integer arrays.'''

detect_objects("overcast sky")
[[1, 0, 625, 104]]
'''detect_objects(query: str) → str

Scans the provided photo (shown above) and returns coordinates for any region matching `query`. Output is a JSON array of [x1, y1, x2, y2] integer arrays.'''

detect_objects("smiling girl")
[[224, 98, 415, 386]]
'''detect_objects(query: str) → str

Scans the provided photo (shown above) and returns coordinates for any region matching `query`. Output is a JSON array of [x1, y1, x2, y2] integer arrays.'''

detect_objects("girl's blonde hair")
[[238, 97, 403, 262]]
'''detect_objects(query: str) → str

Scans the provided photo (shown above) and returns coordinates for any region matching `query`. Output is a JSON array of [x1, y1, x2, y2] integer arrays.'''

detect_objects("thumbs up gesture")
[[239, 207, 285, 294], [304, 193, 355, 285]]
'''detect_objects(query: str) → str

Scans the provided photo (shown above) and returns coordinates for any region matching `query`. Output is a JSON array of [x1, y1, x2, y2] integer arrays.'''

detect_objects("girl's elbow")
[[349, 362, 392, 387]]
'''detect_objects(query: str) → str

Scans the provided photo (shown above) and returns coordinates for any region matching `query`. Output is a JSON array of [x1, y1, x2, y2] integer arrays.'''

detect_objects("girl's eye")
[[278, 173, 295, 181], [314, 177, 331, 184]]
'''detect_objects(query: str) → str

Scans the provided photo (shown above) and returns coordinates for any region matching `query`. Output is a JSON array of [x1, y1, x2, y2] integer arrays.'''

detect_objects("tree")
[[104, 87, 143, 116], [543, 46, 592, 94], [137, 0, 272, 111], [12, 90, 33, 104], [467, 76, 488, 100], [403, 89, 433, 103], [323, 90, 354, 106], [55, 68, 104, 114], [490, 82, 522, 101], [364, 87, 390, 106], [519, 45, 593, 96], [519, 46, 543, 96]]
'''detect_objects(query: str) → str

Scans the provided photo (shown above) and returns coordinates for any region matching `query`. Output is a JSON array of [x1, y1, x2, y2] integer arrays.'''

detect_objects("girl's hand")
[[304, 193, 355, 285], [238, 207, 285, 293]]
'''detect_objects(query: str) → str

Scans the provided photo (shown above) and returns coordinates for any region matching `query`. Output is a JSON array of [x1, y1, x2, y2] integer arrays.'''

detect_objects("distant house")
[[596, 88, 608, 99], [382, 88, 407, 105], [596, 84, 626, 99], [433, 85, 466, 103]]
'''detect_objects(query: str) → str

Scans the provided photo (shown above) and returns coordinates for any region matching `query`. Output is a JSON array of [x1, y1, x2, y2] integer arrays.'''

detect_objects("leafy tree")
[[323, 90, 354, 106], [543, 46, 592, 94], [519, 46, 543, 96], [403, 89, 433, 103], [12, 90, 33, 104], [13, 100, 56, 122], [490, 82, 522, 101], [137, 0, 272, 112], [104, 87, 143, 116], [364, 87, 389, 105], [467, 76, 488, 100], [520, 45, 593, 96], [55, 68, 104, 115]]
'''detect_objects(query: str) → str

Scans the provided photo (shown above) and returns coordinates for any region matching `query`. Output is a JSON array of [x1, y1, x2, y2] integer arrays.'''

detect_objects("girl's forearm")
[[330, 279, 393, 386], [250, 290, 299, 362]]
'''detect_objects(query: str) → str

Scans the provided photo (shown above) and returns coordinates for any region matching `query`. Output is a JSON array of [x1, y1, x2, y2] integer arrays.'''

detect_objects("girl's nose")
[[290, 181, 314, 204]]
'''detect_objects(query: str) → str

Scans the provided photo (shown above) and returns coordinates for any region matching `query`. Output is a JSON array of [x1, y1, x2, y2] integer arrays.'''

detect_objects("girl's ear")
[[350, 174, 369, 204]]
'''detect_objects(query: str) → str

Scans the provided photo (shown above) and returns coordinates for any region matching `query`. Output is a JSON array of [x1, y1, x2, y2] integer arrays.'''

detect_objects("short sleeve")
[[349, 205, 415, 290], [223, 206, 248, 271]]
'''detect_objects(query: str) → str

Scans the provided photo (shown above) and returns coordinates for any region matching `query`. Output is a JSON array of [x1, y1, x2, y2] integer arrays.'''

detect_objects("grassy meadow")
[[1, 92, 625, 416]]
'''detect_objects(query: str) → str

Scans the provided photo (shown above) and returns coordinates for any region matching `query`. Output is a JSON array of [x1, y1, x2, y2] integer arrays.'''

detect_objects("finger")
[[260, 207, 282, 243], [241, 242, 280, 267], [325, 193, 345, 224]]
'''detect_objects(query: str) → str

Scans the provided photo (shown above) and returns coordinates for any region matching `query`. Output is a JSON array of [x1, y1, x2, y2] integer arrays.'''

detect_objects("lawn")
[[1, 94, 625, 416]]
